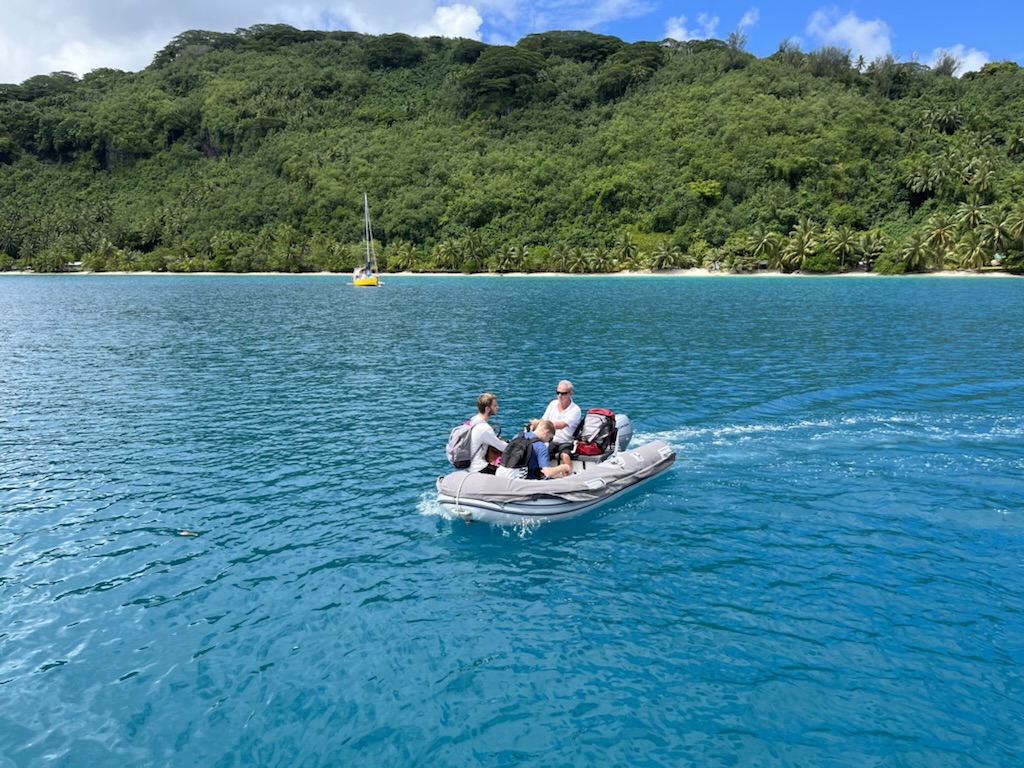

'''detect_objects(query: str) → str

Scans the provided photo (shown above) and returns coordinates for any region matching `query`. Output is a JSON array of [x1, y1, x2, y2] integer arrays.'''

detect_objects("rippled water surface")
[[2, 273, 1023, 766]]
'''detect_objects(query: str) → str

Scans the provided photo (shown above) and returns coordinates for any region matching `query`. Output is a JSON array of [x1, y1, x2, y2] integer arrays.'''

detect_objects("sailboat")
[[352, 193, 381, 286]]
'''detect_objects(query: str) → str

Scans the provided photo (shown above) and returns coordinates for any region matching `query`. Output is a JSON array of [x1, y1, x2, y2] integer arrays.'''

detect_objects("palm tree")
[[498, 244, 527, 273], [224, 233, 256, 272], [490, 244, 521, 273], [897, 232, 931, 272], [386, 240, 419, 272], [614, 231, 638, 270], [588, 245, 614, 273], [979, 208, 1012, 259], [745, 224, 782, 269], [730, 250, 760, 272], [923, 212, 958, 267], [32, 247, 69, 273], [211, 230, 249, 271], [549, 243, 570, 273], [459, 229, 489, 272], [780, 218, 820, 272], [269, 223, 305, 273], [858, 230, 888, 271], [1003, 202, 1024, 266], [903, 163, 932, 196], [649, 240, 682, 271], [824, 224, 859, 271], [116, 248, 142, 272], [923, 106, 963, 134], [955, 195, 987, 231], [702, 247, 726, 271], [927, 161, 953, 199], [250, 226, 276, 272], [956, 229, 991, 270], [966, 156, 998, 199], [432, 240, 459, 272], [82, 236, 117, 271], [514, 244, 529, 267], [322, 242, 349, 273], [567, 246, 588, 274]]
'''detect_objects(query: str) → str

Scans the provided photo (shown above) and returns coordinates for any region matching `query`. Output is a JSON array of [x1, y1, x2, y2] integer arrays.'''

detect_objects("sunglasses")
[[556, 390, 571, 395]]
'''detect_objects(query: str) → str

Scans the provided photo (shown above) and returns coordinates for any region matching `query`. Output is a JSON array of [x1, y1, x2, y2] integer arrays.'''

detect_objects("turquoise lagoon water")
[[1, 273, 1022, 766]]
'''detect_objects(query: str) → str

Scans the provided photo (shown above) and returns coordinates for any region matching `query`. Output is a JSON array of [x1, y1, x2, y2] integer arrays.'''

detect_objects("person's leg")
[[551, 442, 572, 467]]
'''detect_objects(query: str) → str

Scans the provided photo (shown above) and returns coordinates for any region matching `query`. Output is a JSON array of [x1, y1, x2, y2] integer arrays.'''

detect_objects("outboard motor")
[[615, 413, 633, 452]]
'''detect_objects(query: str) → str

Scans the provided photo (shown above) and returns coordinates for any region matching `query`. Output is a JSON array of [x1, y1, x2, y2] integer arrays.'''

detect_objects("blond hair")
[[535, 419, 555, 439]]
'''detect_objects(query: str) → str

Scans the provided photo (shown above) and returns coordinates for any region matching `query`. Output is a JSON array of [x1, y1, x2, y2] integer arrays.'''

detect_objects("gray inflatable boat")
[[436, 439, 676, 525]]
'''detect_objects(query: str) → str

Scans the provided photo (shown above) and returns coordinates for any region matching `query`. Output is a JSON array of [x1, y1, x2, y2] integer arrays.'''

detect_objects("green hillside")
[[2, 25, 1023, 274]]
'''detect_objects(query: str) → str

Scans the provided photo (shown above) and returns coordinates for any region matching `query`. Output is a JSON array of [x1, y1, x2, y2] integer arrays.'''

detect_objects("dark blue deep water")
[[1, 273, 1022, 767]]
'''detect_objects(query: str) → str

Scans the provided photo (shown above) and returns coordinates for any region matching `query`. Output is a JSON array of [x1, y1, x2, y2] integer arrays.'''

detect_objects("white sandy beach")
[[0, 267, 1016, 278]]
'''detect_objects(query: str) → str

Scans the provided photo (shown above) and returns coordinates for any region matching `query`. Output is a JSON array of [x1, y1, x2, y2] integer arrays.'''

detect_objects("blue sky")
[[3, 1, 1022, 84]]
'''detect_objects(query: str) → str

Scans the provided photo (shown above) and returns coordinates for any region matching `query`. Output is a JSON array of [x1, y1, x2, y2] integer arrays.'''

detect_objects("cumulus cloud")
[[276, 0, 455, 36], [928, 45, 989, 74], [665, 12, 719, 42], [4, 0, 999, 85], [1, 0, 487, 83], [806, 8, 891, 62], [38, 35, 169, 78], [413, 4, 484, 37]]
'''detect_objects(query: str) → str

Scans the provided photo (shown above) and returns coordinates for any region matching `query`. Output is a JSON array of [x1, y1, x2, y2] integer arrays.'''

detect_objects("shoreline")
[[0, 268, 1015, 278]]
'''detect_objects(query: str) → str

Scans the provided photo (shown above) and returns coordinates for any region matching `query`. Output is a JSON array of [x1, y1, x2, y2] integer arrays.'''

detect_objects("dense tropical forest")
[[2, 25, 1024, 274]]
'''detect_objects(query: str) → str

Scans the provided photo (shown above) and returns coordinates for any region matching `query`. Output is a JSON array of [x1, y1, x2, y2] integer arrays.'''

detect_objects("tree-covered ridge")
[[1, 25, 1023, 274]]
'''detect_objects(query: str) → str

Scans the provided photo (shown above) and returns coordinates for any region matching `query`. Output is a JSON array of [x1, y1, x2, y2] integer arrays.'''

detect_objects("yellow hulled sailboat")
[[353, 193, 381, 286]]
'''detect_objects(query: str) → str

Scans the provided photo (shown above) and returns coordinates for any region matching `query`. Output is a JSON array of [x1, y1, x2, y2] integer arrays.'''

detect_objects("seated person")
[[469, 392, 507, 474], [497, 419, 572, 480], [529, 380, 582, 464]]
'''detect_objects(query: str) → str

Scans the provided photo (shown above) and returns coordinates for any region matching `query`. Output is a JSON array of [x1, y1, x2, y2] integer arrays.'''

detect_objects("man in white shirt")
[[469, 392, 507, 474], [534, 380, 581, 464]]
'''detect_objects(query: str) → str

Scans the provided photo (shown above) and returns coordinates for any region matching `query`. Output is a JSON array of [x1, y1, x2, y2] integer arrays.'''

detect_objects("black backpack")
[[500, 434, 542, 478]]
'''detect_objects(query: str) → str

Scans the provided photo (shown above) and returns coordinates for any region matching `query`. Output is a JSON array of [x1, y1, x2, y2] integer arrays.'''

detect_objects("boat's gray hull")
[[436, 440, 676, 524]]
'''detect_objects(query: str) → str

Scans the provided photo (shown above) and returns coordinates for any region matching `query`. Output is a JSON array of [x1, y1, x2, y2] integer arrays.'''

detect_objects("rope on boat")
[[453, 471, 473, 520]]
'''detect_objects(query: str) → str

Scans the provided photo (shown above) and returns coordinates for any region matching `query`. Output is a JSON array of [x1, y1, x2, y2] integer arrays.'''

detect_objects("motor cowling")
[[615, 413, 633, 451]]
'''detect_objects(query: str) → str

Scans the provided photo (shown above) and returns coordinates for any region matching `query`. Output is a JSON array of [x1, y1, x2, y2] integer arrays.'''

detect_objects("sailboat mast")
[[363, 193, 375, 270]]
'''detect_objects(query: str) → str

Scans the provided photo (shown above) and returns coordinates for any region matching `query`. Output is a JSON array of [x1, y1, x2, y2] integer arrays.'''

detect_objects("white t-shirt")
[[468, 414, 507, 472], [542, 399, 582, 445]]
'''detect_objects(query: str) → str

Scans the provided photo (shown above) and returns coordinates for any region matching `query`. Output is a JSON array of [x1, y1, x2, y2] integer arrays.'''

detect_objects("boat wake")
[[417, 491, 544, 537]]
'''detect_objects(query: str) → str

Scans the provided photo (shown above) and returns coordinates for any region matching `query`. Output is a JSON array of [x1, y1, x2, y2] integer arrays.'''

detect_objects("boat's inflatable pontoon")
[[436, 438, 675, 525]]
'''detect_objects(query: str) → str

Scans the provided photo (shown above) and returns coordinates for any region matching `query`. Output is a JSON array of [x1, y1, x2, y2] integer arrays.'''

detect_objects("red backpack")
[[573, 408, 617, 456]]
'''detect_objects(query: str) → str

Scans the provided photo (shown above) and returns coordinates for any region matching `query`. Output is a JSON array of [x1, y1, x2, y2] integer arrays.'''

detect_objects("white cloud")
[[413, 4, 483, 37], [275, 1, 447, 35], [664, 12, 719, 42], [806, 9, 890, 62], [2, 0, 470, 82], [738, 8, 760, 33], [37, 34, 169, 78], [3, 1, 255, 82], [928, 45, 989, 75]]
